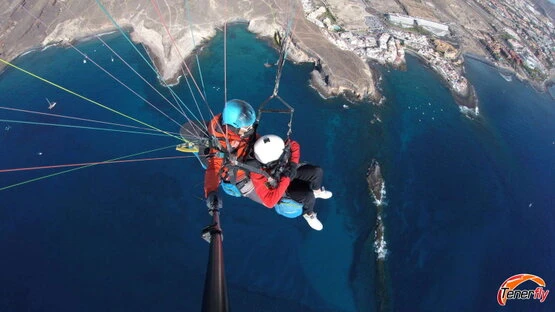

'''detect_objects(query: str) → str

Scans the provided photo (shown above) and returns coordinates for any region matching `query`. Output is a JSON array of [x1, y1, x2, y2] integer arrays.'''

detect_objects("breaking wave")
[[373, 182, 388, 260], [459, 105, 479, 116], [374, 215, 388, 260], [373, 181, 387, 206]]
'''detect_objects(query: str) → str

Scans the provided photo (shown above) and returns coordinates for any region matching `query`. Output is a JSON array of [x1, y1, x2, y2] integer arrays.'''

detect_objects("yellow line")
[[0, 145, 178, 191], [0, 57, 186, 142]]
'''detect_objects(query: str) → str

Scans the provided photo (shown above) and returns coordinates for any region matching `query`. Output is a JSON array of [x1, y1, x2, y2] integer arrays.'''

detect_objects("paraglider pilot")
[[205, 99, 257, 213]]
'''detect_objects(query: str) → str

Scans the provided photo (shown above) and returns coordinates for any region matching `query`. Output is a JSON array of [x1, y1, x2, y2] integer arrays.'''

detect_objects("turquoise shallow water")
[[0, 24, 553, 311]]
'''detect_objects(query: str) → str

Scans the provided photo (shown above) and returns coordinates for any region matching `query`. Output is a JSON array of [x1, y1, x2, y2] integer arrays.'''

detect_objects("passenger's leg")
[[295, 164, 332, 199], [286, 180, 316, 214], [293, 164, 323, 191], [287, 180, 324, 231]]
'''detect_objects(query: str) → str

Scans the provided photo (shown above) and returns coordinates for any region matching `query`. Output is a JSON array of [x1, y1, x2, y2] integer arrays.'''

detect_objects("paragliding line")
[[92, 0, 208, 136], [0, 155, 194, 173], [184, 0, 209, 101], [0, 145, 178, 191], [0, 106, 166, 132], [148, 0, 210, 107], [0, 119, 177, 137], [21, 3, 197, 131], [0, 57, 183, 142]]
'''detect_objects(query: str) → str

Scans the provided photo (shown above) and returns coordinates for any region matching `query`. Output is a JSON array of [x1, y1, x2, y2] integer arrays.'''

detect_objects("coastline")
[[546, 81, 555, 101], [0, 36, 533, 115], [405, 50, 479, 110], [464, 52, 554, 95], [1, 1, 551, 107], [0, 19, 378, 104], [308, 63, 382, 103], [0, 28, 124, 76]]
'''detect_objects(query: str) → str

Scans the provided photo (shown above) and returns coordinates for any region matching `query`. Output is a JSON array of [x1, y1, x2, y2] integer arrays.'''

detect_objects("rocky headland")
[[1, 0, 553, 111], [366, 159, 389, 309], [0, 0, 378, 102]]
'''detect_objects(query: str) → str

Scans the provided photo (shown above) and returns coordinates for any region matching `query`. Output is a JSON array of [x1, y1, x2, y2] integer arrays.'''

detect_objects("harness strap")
[[231, 161, 271, 179]]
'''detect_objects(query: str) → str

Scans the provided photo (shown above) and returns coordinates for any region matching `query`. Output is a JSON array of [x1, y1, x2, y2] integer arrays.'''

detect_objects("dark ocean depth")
[[0, 24, 553, 311]]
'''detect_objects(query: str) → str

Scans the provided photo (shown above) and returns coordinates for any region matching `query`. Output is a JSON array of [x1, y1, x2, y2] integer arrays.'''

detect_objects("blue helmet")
[[222, 99, 256, 128]]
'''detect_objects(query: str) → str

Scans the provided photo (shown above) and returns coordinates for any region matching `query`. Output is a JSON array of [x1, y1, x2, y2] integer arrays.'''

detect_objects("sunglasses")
[[227, 125, 254, 135], [240, 125, 253, 132]]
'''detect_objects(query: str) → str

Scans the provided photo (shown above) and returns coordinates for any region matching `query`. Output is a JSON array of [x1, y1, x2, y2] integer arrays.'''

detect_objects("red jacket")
[[204, 114, 254, 197], [250, 140, 301, 208]]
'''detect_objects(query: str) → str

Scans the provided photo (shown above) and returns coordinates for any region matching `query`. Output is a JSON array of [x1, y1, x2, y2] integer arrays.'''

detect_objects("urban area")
[[300, 0, 554, 109]]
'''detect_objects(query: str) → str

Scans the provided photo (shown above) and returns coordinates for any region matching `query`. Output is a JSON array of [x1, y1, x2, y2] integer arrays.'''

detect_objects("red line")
[[149, 0, 207, 104], [0, 106, 158, 131], [0, 155, 193, 173]]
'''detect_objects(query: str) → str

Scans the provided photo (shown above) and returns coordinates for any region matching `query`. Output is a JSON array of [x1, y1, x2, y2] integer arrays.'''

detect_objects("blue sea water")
[[378, 55, 554, 311], [0, 24, 553, 311]]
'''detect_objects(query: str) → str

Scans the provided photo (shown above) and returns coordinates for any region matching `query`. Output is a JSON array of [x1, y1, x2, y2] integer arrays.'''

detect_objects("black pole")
[[201, 209, 229, 312]]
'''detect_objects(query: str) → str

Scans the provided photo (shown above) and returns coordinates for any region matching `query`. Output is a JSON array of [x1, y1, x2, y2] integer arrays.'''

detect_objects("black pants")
[[286, 164, 324, 214]]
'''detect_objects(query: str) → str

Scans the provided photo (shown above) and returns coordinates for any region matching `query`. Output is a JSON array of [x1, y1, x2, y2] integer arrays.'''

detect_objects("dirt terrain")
[[0, 0, 376, 99], [1, 1, 553, 99]]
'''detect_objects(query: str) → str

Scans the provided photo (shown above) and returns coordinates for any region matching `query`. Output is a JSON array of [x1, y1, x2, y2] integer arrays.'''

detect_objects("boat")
[[499, 72, 512, 82], [46, 98, 57, 110]]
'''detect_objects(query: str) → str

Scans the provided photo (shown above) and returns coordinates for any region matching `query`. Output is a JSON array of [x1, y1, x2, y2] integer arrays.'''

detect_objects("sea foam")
[[374, 215, 388, 260]]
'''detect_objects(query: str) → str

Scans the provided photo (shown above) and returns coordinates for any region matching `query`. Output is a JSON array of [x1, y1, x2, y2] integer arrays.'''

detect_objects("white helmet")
[[254, 135, 285, 164]]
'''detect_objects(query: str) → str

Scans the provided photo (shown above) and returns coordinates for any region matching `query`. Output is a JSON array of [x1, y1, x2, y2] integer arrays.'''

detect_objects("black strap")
[[211, 123, 276, 186], [211, 125, 295, 188]]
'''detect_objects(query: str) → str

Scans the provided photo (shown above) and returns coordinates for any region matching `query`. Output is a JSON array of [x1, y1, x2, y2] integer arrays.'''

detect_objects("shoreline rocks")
[[0, 1, 380, 103]]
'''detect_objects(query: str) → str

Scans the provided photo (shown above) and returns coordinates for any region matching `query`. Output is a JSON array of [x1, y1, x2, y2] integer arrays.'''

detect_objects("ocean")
[[0, 24, 553, 311]]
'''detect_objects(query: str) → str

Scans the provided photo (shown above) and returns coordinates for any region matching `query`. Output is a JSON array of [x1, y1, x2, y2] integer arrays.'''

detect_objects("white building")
[[386, 14, 415, 28], [307, 6, 327, 27], [378, 33, 391, 49], [387, 13, 450, 37], [301, 0, 315, 12], [416, 19, 450, 37]]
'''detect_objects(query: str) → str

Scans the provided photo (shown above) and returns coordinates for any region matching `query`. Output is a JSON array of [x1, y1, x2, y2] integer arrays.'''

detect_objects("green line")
[[0, 57, 185, 142], [0, 119, 179, 137], [0, 145, 177, 191]]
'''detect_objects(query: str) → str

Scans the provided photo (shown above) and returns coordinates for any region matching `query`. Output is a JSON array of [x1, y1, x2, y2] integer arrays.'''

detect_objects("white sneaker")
[[313, 187, 332, 199], [303, 212, 323, 231]]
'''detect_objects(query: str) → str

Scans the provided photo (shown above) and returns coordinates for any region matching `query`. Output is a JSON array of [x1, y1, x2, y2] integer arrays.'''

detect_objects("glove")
[[244, 158, 261, 169], [206, 191, 222, 214], [282, 162, 298, 179]]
